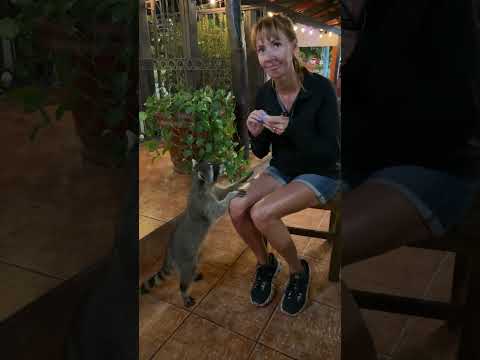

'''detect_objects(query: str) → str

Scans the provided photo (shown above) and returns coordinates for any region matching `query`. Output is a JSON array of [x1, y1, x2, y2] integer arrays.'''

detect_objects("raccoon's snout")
[[212, 164, 221, 182]]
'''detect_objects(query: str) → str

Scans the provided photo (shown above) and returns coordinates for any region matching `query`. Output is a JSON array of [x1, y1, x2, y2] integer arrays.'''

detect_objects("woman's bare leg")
[[229, 173, 282, 265], [341, 181, 433, 360], [249, 182, 320, 274]]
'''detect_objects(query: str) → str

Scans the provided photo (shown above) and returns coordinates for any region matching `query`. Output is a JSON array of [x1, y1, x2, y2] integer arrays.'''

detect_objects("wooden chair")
[[286, 194, 342, 282], [349, 188, 480, 359]]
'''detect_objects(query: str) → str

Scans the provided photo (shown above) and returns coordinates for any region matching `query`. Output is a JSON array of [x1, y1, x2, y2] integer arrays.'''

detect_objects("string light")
[[267, 11, 274, 17], [293, 25, 298, 31], [209, 0, 215, 5], [301, 27, 305, 33], [309, 29, 313, 35], [328, 32, 332, 37], [319, 33, 323, 38]]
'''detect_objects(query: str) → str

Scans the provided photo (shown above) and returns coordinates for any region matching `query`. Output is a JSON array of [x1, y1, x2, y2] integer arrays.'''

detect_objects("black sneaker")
[[250, 253, 281, 306], [280, 259, 311, 316]]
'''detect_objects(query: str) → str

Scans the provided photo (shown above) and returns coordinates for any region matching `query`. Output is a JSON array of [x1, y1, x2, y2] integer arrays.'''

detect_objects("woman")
[[229, 14, 340, 316]]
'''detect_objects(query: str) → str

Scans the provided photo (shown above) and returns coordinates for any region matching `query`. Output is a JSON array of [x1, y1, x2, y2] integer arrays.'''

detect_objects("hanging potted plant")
[[141, 86, 249, 181], [0, 0, 137, 167]]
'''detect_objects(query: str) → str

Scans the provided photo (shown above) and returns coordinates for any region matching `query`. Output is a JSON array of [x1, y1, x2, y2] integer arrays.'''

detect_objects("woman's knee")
[[229, 197, 250, 222], [250, 203, 273, 232]]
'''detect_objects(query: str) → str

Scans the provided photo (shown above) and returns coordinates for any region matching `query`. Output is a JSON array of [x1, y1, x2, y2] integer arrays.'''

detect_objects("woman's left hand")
[[264, 115, 289, 135]]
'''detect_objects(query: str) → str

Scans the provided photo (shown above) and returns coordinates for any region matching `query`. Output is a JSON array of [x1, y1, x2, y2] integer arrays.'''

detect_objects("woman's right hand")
[[246, 110, 266, 137]]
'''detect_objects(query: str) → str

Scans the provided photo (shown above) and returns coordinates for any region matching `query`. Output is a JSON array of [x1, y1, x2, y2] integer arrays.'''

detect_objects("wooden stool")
[[286, 194, 342, 282], [349, 191, 480, 359]]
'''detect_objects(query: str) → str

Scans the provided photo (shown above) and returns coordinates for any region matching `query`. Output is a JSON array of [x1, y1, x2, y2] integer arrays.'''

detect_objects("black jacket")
[[250, 70, 340, 178], [341, 0, 479, 179]]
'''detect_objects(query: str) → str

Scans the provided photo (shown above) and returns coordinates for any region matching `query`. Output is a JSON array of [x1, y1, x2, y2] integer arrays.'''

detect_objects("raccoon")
[[141, 160, 252, 307]]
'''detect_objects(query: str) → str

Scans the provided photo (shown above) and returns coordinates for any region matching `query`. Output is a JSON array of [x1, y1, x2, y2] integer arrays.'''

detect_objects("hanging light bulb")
[[209, 0, 215, 5], [267, 11, 274, 17], [293, 25, 298, 31], [309, 29, 313, 35], [301, 27, 305, 33], [319, 33, 323, 38], [328, 32, 333, 37]]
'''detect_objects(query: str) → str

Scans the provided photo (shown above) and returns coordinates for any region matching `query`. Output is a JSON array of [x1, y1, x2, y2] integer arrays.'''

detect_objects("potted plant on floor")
[[0, 0, 137, 167], [141, 86, 249, 181]]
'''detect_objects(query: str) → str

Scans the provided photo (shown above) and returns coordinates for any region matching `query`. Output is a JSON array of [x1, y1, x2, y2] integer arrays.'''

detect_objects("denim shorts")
[[264, 165, 339, 205], [343, 166, 479, 237]]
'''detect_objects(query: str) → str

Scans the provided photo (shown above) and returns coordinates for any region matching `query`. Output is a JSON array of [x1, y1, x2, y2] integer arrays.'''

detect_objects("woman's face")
[[256, 30, 296, 80]]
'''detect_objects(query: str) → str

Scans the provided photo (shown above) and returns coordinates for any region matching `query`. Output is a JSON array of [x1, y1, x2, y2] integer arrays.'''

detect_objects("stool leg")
[[448, 253, 469, 329], [328, 210, 342, 282], [457, 257, 479, 360]]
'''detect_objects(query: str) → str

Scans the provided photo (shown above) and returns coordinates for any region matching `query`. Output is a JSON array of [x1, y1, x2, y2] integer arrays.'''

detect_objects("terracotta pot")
[[156, 112, 209, 174]]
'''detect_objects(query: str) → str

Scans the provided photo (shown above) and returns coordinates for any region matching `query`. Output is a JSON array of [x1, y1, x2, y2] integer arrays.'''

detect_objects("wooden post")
[[178, 0, 200, 90], [226, 0, 250, 159], [244, 8, 265, 106], [139, 0, 156, 110], [329, 45, 339, 84]]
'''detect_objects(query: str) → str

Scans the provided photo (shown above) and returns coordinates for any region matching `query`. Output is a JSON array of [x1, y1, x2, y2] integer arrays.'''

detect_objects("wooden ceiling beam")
[[241, 0, 340, 34]]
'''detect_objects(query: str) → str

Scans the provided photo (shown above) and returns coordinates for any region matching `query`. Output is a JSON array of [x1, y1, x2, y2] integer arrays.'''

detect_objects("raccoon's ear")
[[192, 158, 197, 169]]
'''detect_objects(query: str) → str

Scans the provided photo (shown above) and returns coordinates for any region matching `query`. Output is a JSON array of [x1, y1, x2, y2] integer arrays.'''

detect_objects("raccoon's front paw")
[[226, 190, 240, 202], [184, 296, 196, 307]]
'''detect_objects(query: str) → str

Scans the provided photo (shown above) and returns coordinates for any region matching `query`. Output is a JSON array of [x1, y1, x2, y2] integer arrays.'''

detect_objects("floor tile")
[[259, 301, 340, 360], [202, 226, 247, 256], [194, 269, 280, 341], [424, 252, 454, 302], [283, 208, 328, 231], [392, 321, 457, 360], [342, 247, 446, 298], [0, 198, 115, 279], [0, 263, 61, 321], [152, 313, 255, 360], [140, 216, 165, 240], [146, 262, 226, 310], [139, 296, 189, 360], [313, 280, 340, 310], [200, 245, 244, 271], [361, 309, 409, 356], [248, 344, 295, 360], [303, 238, 330, 261]]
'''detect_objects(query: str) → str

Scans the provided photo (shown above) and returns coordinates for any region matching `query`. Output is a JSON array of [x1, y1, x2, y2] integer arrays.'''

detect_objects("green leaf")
[[144, 139, 160, 152], [0, 18, 20, 39], [195, 138, 205, 146], [186, 134, 194, 145], [205, 143, 213, 153], [9, 86, 48, 113], [55, 105, 66, 121], [183, 149, 193, 158]]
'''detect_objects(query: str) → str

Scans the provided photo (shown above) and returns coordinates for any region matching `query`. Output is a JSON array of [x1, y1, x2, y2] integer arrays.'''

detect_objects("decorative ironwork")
[[147, 0, 236, 94]]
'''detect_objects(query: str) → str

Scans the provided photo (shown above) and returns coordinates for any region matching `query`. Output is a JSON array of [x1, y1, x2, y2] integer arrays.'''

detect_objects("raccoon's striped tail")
[[139, 255, 173, 295]]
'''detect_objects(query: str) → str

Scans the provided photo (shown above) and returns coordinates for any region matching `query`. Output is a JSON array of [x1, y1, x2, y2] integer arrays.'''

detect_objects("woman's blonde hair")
[[251, 13, 306, 84]]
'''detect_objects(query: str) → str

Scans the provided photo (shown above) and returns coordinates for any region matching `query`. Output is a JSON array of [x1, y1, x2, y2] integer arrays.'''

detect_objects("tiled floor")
[[139, 147, 340, 360], [343, 247, 459, 359], [0, 102, 120, 321]]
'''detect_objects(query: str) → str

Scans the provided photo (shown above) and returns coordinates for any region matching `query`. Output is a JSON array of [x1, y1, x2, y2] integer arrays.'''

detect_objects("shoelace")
[[286, 273, 304, 300], [254, 265, 273, 289]]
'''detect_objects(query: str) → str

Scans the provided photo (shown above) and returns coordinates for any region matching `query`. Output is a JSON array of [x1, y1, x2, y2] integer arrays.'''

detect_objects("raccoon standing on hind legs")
[[141, 159, 253, 307]]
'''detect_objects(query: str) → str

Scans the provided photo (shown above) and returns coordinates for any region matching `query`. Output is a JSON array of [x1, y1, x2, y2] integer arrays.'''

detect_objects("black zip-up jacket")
[[249, 70, 340, 178], [341, 0, 479, 179]]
